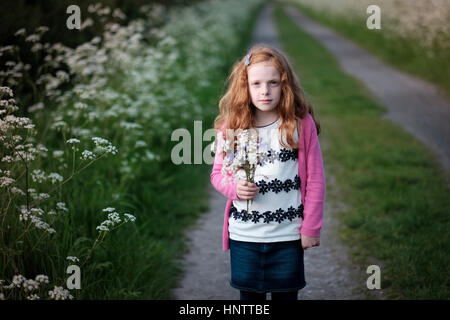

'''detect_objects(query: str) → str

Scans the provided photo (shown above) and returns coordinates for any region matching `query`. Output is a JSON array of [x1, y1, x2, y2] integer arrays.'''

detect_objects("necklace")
[[255, 117, 279, 128]]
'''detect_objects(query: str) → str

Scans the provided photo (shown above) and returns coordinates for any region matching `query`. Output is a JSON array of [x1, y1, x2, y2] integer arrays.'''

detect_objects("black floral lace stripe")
[[257, 148, 298, 166], [229, 203, 304, 224], [255, 175, 300, 195]]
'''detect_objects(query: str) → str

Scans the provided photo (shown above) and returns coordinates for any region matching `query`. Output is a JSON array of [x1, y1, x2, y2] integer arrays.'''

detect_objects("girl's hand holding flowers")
[[236, 180, 259, 200]]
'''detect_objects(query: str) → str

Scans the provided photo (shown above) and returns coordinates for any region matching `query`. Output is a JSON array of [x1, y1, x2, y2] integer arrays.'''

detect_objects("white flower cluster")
[[96, 207, 136, 232], [0, 86, 14, 97], [29, 215, 56, 234], [66, 138, 81, 151], [56, 201, 68, 212], [48, 286, 74, 300], [81, 150, 95, 160], [48, 172, 64, 184], [218, 128, 261, 187], [66, 138, 80, 144], [0, 91, 43, 165], [30, 169, 63, 184], [0, 176, 15, 188], [11, 186, 25, 195], [92, 137, 118, 155], [18, 201, 67, 233], [0, 274, 50, 300], [31, 169, 46, 183]]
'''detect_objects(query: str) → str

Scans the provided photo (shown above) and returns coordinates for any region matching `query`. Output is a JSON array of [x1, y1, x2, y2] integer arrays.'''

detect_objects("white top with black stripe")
[[229, 117, 303, 243]]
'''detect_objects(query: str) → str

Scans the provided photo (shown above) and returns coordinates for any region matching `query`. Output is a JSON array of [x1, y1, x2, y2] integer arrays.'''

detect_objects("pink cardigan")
[[210, 113, 326, 251]]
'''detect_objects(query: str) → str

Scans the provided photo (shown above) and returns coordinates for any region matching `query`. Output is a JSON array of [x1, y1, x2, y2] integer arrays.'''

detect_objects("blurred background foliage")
[[0, 0, 200, 47]]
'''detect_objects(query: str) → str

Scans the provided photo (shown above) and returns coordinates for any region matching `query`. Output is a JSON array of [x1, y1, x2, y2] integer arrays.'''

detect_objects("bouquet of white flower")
[[215, 128, 261, 214]]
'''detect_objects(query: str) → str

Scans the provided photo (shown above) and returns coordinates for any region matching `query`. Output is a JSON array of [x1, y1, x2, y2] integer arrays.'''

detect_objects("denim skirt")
[[229, 238, 306, 293]]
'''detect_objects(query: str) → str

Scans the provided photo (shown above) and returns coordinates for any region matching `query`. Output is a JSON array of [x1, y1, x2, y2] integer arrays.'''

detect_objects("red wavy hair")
[[213, 44, 320, 150]]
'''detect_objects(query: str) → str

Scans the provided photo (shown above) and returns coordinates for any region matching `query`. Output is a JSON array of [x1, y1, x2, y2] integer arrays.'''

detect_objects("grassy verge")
[[273, 4, 450, 299], [281, 1, 450, 99]]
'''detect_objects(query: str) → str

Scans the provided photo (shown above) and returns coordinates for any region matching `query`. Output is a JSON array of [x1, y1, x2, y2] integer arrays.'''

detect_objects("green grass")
[[282, 1, 450, 99], [273, 4, 450, 299]]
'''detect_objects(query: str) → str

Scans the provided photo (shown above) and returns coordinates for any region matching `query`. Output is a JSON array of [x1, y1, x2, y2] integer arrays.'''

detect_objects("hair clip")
[[244, 53, 252, 66]]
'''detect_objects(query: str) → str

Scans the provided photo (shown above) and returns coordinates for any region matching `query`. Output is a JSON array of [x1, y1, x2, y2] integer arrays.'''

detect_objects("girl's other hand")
[[301, 234, 320, 250], [236, 180, 259, 200]]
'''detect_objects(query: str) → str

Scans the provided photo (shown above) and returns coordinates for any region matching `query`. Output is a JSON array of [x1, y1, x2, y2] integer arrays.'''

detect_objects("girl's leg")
[[271, 290, 298, 300], [240, 290, 267, 300]]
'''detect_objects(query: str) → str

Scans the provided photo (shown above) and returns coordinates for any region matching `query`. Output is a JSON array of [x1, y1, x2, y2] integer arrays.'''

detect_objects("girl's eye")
[[251, 81, 278, 85]]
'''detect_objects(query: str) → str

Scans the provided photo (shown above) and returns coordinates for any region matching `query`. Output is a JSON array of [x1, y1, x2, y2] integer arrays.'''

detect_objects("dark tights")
[[239, 290, 298, 300]]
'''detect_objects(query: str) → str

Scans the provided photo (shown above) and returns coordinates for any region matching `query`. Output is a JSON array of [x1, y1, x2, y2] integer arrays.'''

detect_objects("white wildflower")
[[135, 140, 147, 148], [96, 224, 109, 232], [120, 121, 142, 130], [0, 176, 15, 188], [80, 150, 95, 160], [48, 286, 73, 300], [35, 275, 49, 284], [124, 213, 136, 222], [66, 138, 80, 144], [25, 34, 40, 42], [36, 193, 50, 200], [11, 186, 25, 195], [31, 169, 47, 183], [36, 144, 48, 156], [36, 26, 49, 34], [14, 28, 26, 37], [30, 208, 44, 216], [144, 150, 160, 161], [92, 137, 118, 155], [22, 279, 39, 292], [107, 212, 121, 224], [1, 156, 14, 163], [56, 202, 68, 212], [31, 43, 43, 52], [53, 150, 64, 158], [74, 102, 88, 110], [0, 86, 14, 97], [12, 275, 26, 287], [29, 215, 55, 234], [96, 208, 136, 233], [47, 172, 63, 184], [51, 120, 68, 130]]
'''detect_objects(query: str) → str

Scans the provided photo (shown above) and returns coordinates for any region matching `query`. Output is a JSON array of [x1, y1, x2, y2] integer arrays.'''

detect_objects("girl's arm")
[[210, 129, 240, 200], [300, 116, 326, 238]]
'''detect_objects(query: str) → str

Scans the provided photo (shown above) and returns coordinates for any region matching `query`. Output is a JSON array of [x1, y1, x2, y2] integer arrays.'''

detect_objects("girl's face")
[[247, 61, 281, 119]]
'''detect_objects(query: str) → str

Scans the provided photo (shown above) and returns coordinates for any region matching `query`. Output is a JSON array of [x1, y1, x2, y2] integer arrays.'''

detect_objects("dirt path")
[[171, 3, 378, 300], [284, 6, 450, 186]]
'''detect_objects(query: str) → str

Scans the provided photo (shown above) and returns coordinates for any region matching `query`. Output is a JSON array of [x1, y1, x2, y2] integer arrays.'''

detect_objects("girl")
[[210, 44, 325, 300]]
